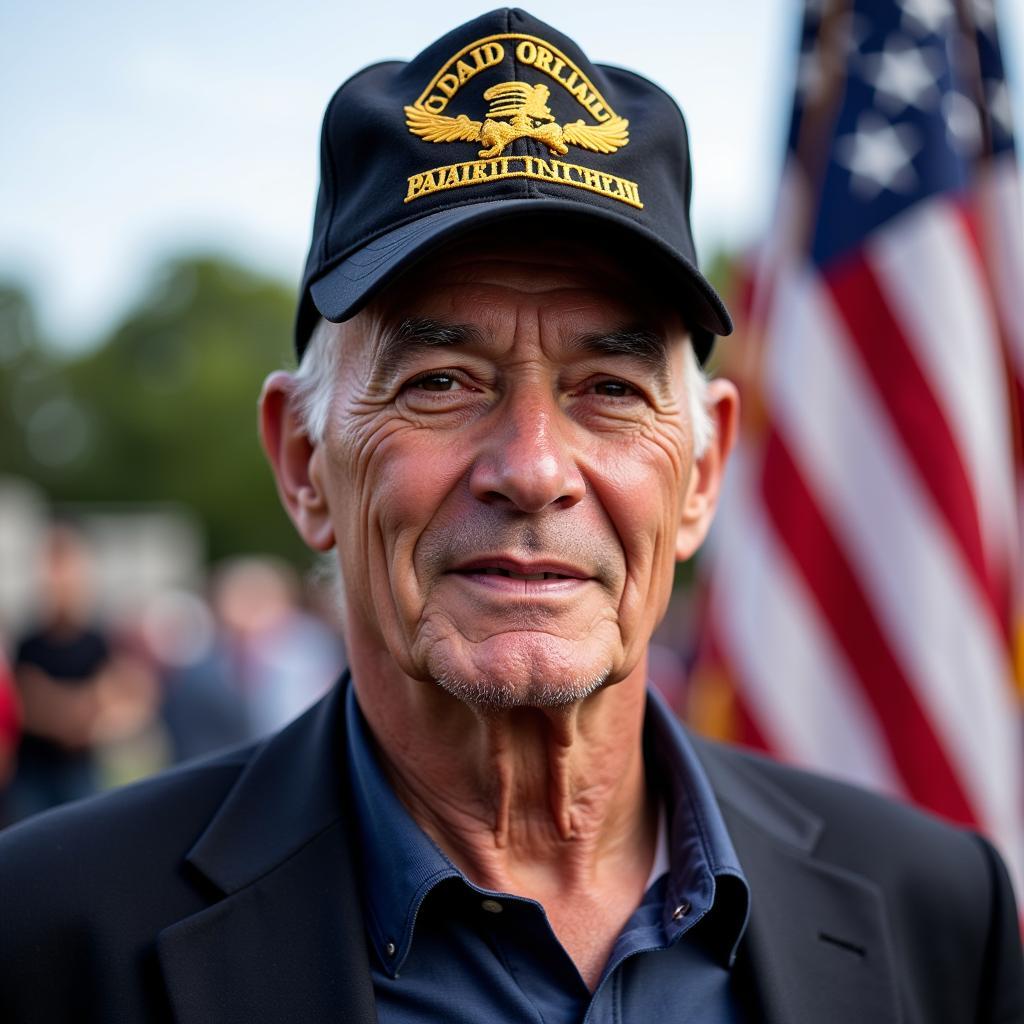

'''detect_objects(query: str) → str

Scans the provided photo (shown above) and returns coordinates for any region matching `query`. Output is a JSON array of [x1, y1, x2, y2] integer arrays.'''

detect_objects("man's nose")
[[469, 389, 586, 513]]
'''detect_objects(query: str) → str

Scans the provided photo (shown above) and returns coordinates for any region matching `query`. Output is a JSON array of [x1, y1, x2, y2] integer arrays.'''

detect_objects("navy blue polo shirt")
[[346, 684, 750, 1023]]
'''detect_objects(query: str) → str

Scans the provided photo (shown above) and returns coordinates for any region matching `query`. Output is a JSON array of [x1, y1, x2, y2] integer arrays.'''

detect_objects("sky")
[[1, 0, 1022, 350]]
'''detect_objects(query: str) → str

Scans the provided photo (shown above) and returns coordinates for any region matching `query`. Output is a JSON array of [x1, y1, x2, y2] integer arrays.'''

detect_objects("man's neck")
[[350, 654, 657, 989]]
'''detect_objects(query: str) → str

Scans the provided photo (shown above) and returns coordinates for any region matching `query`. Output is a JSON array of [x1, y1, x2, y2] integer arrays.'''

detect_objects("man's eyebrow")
[[371, 316, 487, 382], [574, 327, 671, 379]]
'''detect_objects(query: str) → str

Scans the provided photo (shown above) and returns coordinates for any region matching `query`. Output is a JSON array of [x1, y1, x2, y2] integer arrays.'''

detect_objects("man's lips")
[[449, 557, 591, 582]]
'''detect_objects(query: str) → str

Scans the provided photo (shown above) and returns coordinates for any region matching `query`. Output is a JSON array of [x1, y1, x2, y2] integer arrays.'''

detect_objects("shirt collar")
[[346, 682, 750, 973], [344, 686, 460, 975], [644, 684, 751, 965]]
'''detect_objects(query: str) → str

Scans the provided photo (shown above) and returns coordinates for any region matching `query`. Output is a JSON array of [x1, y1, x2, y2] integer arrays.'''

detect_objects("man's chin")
[[433, 670, 611, 709], [423, 634, 614, 709]]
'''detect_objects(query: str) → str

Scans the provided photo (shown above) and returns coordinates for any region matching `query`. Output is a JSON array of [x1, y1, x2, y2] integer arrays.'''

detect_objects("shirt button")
[[385, 941, 397, 956], [480, 899, 503, 914], [672, 902, 691, 921]]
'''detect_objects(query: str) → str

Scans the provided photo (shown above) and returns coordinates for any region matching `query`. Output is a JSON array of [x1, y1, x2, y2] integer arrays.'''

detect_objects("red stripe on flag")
[[760, 426, 978, 826], [704, 623, 772, 753], [732, 683, 772, 754], [825, 253, 1013, 637]]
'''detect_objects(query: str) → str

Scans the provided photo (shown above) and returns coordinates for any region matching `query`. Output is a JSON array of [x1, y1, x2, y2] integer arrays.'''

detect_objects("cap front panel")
[[403, 31, 641, 211]]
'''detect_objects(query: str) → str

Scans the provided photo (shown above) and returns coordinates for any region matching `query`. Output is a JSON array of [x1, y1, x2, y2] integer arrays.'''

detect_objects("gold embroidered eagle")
[[405, 82, 629, 160]]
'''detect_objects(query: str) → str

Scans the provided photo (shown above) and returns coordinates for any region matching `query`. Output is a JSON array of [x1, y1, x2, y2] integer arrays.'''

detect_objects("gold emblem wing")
[[561, 115, 630, 155], [404, 106, 482, 144]]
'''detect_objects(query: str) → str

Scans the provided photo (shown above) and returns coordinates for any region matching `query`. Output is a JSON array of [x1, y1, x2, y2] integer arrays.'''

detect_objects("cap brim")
[[304, 198, 732, 362]]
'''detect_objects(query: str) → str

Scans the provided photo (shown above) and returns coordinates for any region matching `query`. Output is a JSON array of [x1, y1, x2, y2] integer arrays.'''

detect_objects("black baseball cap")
[[296, 8, 732, 363]]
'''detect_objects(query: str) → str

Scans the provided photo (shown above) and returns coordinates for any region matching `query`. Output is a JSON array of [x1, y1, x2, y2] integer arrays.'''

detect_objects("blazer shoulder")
[[695, 736, 1022, 973], [698, 735, 977, 846], [0, 745, 265, 1021], [695, 736, 1013, 904]]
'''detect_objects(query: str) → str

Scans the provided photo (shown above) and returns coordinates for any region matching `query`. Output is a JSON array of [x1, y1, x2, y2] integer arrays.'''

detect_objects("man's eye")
[[409, 373, 462, 392], [591, 379, 636, 398]]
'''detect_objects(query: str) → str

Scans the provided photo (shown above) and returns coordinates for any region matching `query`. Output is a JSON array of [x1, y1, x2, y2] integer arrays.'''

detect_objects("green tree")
[[1, 257, 310, 564]]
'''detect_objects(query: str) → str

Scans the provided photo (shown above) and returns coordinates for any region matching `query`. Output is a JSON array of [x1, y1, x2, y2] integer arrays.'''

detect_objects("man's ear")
[[676, 377, 740, 561], [259, 371, 335, 552]]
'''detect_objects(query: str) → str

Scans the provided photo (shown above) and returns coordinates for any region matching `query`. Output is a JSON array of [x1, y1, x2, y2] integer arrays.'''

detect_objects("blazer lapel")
[[693, 738, 901, 1024], [156, 677, 377, 1024]]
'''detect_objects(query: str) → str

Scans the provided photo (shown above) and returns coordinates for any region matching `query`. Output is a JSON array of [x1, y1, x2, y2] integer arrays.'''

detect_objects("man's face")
[[294, 238, 718, 706]]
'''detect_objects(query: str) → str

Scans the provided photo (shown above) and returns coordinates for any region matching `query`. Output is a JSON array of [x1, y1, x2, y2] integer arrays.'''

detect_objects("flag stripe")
[[826, 246, 1011, 637], [868, 200, 1019, 602], [706, 449, 906, 795], [759, 425, 975, 821], [983, 162, 1024, 372], [951, 195, 1024, 478], [701, 626, 772, 753]]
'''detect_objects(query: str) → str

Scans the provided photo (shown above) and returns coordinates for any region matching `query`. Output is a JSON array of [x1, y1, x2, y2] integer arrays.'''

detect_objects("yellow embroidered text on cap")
[[402, 34, 641, 209]]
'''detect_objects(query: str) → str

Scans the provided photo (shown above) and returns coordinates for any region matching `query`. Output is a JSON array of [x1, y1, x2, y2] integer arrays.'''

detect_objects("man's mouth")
[[473, 567, 574, 581], [449, 558, 590, 586]]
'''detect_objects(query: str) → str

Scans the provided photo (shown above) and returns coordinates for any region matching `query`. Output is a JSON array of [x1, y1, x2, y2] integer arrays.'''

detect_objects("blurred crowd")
[[0, 521, 344, 828]]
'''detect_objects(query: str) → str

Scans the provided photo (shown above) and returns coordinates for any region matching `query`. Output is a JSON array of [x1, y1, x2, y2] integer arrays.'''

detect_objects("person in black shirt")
[[4, 524, 110, 823]]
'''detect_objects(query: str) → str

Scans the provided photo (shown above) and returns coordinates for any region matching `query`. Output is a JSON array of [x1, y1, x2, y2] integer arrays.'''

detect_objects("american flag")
[[693, 0, 1024, 896]]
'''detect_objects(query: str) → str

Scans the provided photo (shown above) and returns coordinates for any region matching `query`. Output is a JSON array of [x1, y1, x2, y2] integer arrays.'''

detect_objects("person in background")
[[210, 556, 343, 738], [134, 587, 250, 763], [3, 523, 108, 823]]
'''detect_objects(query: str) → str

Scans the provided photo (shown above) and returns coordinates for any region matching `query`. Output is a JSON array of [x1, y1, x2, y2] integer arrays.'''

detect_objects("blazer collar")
[[183, 675, 350, 895], [690, 735, 901, 1024], [157, 673, 378, 1024]]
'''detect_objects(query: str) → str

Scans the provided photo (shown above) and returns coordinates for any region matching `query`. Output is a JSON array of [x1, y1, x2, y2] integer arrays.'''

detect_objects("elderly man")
[[1, 9, 1021, 1023]]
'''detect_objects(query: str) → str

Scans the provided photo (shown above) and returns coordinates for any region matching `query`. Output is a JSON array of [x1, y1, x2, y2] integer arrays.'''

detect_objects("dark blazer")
[[1, 677, 1021, 1023]]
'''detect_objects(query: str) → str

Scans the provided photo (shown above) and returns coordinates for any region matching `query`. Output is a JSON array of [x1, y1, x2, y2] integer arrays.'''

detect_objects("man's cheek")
[[607, 491, 679, 623], [366, 457, 437, 546]]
